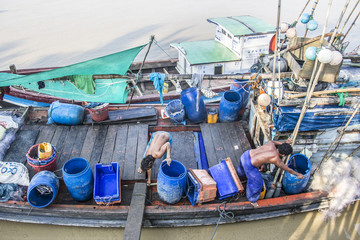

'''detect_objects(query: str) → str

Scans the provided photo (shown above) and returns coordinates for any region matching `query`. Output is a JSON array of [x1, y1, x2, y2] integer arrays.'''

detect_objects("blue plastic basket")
[[186, 171, 201, 206], [165, 99, 185, 124], [93, 162, 121, 205]]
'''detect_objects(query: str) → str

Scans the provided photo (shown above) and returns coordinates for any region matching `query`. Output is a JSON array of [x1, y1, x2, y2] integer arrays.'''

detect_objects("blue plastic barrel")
[[209, 159, 238, 200], [62, 158, 94, 201], [230, 79, 250, 109], [165, 99, 185, 124], [282, 154, 311, 194], [27, 171, 59, 208], [47, 101, 84, 125], [157, 160, 187, 204], [180, 87, 206, 123], [219, 90, 242, 123]]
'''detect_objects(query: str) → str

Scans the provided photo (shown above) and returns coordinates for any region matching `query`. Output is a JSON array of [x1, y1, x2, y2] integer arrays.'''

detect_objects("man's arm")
[[276, 160, 305, 179]]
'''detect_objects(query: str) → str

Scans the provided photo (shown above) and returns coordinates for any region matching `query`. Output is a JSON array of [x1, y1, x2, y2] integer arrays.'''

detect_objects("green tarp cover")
[[0, 44, 146, 87], [207, 15, 275, 36], [171, 40, 240, 65], [69, 75, 96, 94]]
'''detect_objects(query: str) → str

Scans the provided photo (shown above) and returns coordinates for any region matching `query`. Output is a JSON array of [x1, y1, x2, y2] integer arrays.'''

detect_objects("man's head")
[[140, 155, 156, 172], [278, 143, 293, 156]]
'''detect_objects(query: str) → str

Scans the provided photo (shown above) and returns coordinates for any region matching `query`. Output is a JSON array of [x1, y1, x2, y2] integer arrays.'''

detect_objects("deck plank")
[[209, 124, 227, 163], [112, 125, 129, 178], [4, 128, 39, 164], [218, 123, 239, 167], [122, 125, 139, 180], [224, 123, 243, 167], [123, 182, 147, 240], [234, 122, 252, 152], [134, 124, 148, 180], [199, 124, 217, 168], [80, 125, 100, 168], [35, 125, 56, 144], [89, 125, 108, 165], [57, 126, 80, 170], [99, 125, 118, 163], [69, 125, 89, 160]]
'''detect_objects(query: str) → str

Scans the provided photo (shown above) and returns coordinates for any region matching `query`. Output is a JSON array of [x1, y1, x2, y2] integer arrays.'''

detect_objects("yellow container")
[[38, 142, 52, 159], [207, 108, 218, 123], [259, 183, 266, 200]]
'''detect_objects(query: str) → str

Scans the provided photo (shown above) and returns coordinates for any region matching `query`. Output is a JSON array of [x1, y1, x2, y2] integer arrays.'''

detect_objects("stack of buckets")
[[26, 142, 57, 173]]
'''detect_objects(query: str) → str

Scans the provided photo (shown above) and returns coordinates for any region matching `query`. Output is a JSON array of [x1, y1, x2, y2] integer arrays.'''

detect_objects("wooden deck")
[[4, 121, 251, 188]]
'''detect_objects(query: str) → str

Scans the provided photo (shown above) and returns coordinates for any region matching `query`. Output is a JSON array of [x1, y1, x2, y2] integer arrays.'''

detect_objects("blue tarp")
[[273, 105, 360, 132]]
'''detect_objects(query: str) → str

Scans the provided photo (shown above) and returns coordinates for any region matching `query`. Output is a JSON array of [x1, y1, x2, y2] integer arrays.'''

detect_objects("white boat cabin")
[[170, 15, 275, 75]]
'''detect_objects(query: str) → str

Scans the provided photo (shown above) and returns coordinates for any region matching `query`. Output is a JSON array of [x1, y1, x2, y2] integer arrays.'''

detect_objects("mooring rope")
[[210, 202, 234, 240]]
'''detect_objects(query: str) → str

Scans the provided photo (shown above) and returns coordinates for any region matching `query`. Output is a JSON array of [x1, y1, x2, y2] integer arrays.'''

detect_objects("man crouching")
[[137, 131, 172, 186]]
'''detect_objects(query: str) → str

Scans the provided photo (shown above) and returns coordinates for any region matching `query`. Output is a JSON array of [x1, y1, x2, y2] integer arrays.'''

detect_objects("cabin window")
[[227, 33, 232, 39], [222, 29, 226, 35], [214, 65, 223, 74], [183, 58, 187, 73]]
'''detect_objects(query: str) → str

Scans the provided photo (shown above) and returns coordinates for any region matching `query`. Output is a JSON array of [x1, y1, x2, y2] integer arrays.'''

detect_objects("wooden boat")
[[0, 104, 332, 231]]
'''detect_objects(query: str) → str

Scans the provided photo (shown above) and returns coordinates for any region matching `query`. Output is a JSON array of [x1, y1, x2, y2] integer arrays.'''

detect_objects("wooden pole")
[[287, 87, 360, 99], [304, 0, 321, 38], [312, 101, 360, 176], [339, 0, 360, 34], [342, 10, 360, 43]]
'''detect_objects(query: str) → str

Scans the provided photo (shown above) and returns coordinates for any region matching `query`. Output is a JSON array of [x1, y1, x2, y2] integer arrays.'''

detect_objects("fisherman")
[[237, 139, 305, 207], [137, 131, 172, 186]]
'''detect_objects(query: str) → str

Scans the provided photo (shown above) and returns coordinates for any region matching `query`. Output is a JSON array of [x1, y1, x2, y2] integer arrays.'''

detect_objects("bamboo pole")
[[266, 0, 333, 199], [342, 10, 360, 43], [312, 101, 360, 176], [287, 87, 360, 99], [339, 0, 360, 34], [304, 0, 321, 38]]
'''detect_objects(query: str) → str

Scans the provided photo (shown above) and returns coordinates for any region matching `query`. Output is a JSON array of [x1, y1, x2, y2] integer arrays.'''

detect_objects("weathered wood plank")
[[224, 123, 244, 167], [80, 125, 100, 166], [99, 125, 118, 163], [111, 125, 129, 178], [209, 124, 227, 163], [171, 131, 197, 169], [234, 122, 252, 152], [89, 125, 108, 165], [134, 124, 148, 180], [218, 123, 239, 167], [199, 124, 217, 167], [35, 125, 56, 144], [57, 126, 80, 169], [69, 125, 89, 160], [4, 128, 39, 164], [123, 182, 147, 240], [51, 125, 70, 154], [123, 125, 138, 180]]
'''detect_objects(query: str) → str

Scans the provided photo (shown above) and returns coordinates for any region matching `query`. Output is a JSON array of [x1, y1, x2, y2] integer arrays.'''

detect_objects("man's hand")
[[297, 173, 305, 179], [164, 158, 171, 166]]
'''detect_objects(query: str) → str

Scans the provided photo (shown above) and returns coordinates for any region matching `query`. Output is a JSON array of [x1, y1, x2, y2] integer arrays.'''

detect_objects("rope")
[[210, 202, 234, 240]]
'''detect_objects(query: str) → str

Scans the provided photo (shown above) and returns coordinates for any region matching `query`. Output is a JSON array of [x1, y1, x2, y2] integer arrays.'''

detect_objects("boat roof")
[[170, 40, 240, 65], [207, 15, 275, 36]]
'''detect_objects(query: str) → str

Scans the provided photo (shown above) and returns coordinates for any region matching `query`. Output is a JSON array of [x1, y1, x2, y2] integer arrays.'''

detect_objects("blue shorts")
[[143, 131, 172, 159], [237, 150, 263, 203]]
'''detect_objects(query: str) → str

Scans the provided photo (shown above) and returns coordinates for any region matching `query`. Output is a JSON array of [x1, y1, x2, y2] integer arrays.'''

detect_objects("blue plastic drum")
[[62, 158, 94, 201], [47, 101, 84, 125], [282, 154, 311, 194], [180, 87, 206, 123], [230, 79, 250, 109], [219, 90, 242, 123], [27, 171, 59, 208], [157, 160, 187, 204]]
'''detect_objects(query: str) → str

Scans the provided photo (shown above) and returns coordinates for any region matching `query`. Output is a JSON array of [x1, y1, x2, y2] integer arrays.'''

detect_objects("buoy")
[[317, 48, 333, 64], [307, 19, 318, 31], [305, 46, 317, 61], [269, 57, 288, 72], [300, 13, 310, 24], [258, 93, 271, 107], [329, 51, 343, 65], [286, 28, 297, 39], [280, 22, 289, 33]]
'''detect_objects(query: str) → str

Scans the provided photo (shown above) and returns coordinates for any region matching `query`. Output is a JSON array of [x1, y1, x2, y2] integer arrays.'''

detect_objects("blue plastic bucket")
[[180, 87, 206, 123], [282, 154, 311, 194], [219, 90, 242, 123], [209, 159, 238, 200], [62, 158, 94, 201], [165, 99, 185, 124], [157, 160, 187, 204], [47, 101, 84, 125], [230, 79, 250, 109], [27, 171, 59, 208]]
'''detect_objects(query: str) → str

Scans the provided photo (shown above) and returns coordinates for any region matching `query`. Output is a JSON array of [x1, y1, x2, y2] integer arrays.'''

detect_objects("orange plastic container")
[[224, 158, 244, 193], [189, 169, 217, 205]]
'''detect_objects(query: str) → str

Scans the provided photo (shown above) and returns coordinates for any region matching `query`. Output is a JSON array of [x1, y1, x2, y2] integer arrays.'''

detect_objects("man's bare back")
[[250, 141, 305, 179]]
